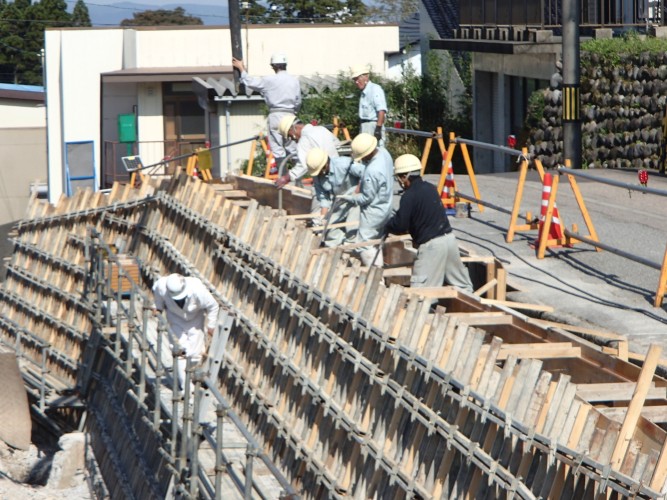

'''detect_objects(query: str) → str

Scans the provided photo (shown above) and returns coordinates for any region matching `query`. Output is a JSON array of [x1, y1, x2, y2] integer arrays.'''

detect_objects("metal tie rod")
[[136, 135, 260, 172], [557, 166, 667, 197], [384, 126, 440, 138], [454, 137, 526, 157]]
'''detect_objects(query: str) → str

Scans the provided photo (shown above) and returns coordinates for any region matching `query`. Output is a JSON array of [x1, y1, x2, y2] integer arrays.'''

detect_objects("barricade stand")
[[656, 244, 667, 307], [332, 116, 351, 141], [186, 149, 213, 182], [506, 151, 543, 243], [437, 132, 484, 213], [245, 135, 277, 179]]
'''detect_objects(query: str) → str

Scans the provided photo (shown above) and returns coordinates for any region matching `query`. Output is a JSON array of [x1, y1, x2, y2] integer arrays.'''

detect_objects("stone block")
[[595, 28, 613, 39]]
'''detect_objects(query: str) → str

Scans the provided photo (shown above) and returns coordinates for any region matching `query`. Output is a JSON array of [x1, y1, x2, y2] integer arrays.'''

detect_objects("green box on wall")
[[118, 114, 137, 143]]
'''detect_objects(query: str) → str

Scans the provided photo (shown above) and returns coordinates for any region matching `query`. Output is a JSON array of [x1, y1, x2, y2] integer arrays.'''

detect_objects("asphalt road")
[[430, 167, 667, 356]]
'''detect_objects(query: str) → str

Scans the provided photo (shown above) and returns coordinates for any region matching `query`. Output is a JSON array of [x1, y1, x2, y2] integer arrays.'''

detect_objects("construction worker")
[[385, 154, 473, 293], [337, 133, 393, 267], [152, 273, 219, 389], [275, 115, 341, 189], [306, 148, 361, 247], [351, 65, 387, 147], [231, 53, 301, 172]]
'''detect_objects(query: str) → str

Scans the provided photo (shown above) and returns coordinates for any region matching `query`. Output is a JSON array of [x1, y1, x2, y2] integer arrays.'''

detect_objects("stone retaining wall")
[[528, 52, 667, 169]]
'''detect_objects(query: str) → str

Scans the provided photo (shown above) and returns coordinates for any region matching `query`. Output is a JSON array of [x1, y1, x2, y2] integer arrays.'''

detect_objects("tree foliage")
[[71, 0, 91, 27], [299, 57, 472, 172], [265, 0, 367, 24], [366, 0, 418, 23], [120, 7, 203, 27]]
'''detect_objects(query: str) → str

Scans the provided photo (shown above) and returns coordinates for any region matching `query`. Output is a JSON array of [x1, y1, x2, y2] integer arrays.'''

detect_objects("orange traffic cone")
[[441, 159, 456, 213], [538, 173, 564, 241]]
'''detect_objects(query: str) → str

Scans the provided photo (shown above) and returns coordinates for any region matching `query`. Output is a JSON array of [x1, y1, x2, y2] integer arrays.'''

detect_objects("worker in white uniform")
[[275, 115, 341, 189], [232, 53, 301, 172], [306, 148, 361, 247], [351, 65, 387, 147], [152, 273, 219, 389], [337, 133, 393, 267]]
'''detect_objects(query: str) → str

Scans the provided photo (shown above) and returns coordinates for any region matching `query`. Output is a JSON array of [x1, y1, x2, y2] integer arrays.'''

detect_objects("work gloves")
[[374, 126, 383, 141], [274, 174, 290, 189]]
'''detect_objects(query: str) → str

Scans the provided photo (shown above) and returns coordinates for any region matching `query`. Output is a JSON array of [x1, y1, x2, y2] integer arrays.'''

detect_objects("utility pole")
[[562, 0, 582, 168], [228, 0, 243, 91]]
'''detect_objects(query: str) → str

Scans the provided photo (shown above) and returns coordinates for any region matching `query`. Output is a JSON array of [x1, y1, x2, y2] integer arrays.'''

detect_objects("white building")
[[44, 24, 399, 203], [0, 84, 46, 225]]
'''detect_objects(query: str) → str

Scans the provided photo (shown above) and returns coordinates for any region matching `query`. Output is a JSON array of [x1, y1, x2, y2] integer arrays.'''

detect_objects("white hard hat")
[[278, 115, 298, 138], [271, 52, 287, 65], [306, 148, 329, 176], [394, 154, 422, 175], [166, 273, 188, 300], [350, 64, 370, 79], [351, 133, 377, 160]]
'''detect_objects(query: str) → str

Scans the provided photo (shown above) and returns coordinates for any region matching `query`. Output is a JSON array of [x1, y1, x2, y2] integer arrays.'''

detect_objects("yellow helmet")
[[394, 154, 422, 175], [278, 115, 297, 138], [351, 133, 377, 160], [306, 148, 329, 176]]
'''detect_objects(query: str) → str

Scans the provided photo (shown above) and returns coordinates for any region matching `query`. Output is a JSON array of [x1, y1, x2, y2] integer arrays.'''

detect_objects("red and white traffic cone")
[[441, 158, 456, 213], [266, 143, 278, 175], [538, 173, 564, 241]]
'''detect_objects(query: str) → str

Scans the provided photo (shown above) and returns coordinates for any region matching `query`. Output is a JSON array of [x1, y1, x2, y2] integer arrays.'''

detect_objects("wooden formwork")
[[2, 174, 667, 498]]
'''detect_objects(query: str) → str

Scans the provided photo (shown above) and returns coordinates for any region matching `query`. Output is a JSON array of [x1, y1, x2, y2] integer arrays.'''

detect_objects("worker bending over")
[[152, 273, 219, 389], [306, 148, 361, 247], [338, 133, 393, 267], [275, 115, 341, 189], [385, 154, 473, 292], [231, 53, 301, 171]]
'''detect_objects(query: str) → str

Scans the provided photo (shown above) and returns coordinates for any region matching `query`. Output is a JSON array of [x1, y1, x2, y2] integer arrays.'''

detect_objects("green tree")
[[266, 0, 367, 24], [71, 0, 91, 27], [367, 0, 418, 22], [241, 0, 268, 23], [121, 7, 203, 26]]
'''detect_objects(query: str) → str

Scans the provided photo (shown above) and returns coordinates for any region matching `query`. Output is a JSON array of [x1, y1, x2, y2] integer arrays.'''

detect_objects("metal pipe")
[[180, 357, 193, 478], [171, 352, 181, 473], [154, 322, 165, 432], [276, 152, 297, 211], [558, 167, 667, 197], [189, 374, 202, 498], [384, 126, 439, 138], [455, 137, 526, 157], [564, 228, 662, 270], [139, 306, 148, 402], [215, 404, 225, 500], [244, 445, 256, 500]]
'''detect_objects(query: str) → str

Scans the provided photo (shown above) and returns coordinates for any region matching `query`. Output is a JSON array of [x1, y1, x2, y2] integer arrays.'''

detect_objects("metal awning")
[[102, 66, 232, 83]]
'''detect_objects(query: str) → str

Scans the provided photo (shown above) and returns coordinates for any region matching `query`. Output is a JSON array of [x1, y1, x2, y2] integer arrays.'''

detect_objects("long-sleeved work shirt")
[[289, 124, 341, 181], [346, 147, 393, 241], [385, 176, 452, 247], [239, 70, 301, 112], [313, 156, 359, 209], [152, 276, 219, 336]]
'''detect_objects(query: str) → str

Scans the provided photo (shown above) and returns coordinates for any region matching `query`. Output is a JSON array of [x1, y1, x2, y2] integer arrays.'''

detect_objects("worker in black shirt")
[[385, 154, 473, 292]]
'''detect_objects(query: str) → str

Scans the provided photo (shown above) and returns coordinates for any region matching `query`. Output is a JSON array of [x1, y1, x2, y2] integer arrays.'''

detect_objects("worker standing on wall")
[[385, 154, 473, 293], [305, 148, 361, 247], [152, 273, 219, 389], [275, 115, 341, 189], [231, 53, 301, 173], [337, 133, 393, 267], [351, 65, 387, 147]]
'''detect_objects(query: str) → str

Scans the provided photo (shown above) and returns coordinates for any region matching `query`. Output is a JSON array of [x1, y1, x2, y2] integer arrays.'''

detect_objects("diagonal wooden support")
[[506, 152, 541, 243], [655, 243, 667, 307], [436, 132, 484, 213]]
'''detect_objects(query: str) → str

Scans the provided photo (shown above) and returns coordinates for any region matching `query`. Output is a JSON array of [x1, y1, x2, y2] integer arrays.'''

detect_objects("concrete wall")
[[45, 24, 399, 202]]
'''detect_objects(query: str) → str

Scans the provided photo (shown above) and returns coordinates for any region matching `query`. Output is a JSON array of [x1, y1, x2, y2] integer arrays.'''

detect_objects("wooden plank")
[[610, 345, 662, 470], [497, 342, 581, 360], [598, 406, 667, 424], [401, 286, 459, 299], [480, 298, 554, 313], [576, 382, 666, 402]]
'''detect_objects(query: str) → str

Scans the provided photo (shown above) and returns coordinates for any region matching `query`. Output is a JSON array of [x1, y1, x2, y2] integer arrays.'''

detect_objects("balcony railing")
[[458, 0, 664, 31]]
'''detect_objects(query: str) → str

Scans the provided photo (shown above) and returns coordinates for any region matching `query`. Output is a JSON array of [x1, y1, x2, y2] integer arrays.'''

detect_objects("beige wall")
[[0, 100, 45, 129], [0, 128, 47, 224]]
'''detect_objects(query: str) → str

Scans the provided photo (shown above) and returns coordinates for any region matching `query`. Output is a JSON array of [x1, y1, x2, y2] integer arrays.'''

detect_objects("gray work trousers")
[[411, 232, 473, 292]]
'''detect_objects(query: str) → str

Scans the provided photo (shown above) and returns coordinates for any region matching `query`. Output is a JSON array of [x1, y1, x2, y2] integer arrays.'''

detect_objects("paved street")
[[433, 167, 667, 356]]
